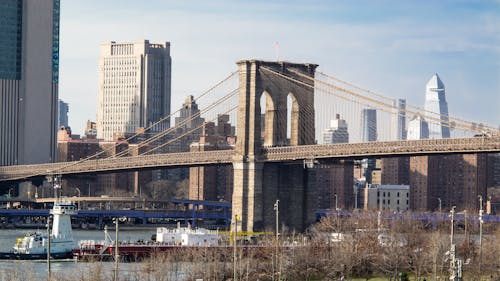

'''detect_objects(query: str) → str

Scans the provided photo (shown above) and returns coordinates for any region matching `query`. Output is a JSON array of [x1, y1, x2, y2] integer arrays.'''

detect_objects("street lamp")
[[47, 215, 51, 281], [233, 214, 240, 281], [274, 200, 280, 281], [113, 218, 120, 281], [478, 195, 483, 273], [449, 206, 462, 280]]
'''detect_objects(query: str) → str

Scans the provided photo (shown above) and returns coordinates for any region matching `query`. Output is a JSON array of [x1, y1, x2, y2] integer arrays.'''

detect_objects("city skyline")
[[59, 1, 499, 135]]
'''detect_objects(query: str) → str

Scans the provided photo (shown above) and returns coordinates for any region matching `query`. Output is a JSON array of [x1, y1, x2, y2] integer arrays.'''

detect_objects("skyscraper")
[[58, 99, 69, 127], [407, 114, 429, 140], [361, 109, 377, 142], [0, 0, 60, 165], [96, 40, 172, 140], [322, 114, 349, 144], [424, 73, 450, 139], [391, 99, 406, 140]]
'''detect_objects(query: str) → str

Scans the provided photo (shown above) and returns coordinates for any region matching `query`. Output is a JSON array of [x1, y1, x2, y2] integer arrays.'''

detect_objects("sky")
[[59, 0, 500, 135]]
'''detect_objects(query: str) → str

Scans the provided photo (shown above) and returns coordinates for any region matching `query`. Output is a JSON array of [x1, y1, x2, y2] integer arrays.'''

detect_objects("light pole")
[[233, 214, 239, 281], [47, 216, 51, 281], [449, 206, 462, 281], [478, 195, 483, 274], [113, 218, 119, 281], [438, 197, 442, 213], [274, 200, 280, 281]]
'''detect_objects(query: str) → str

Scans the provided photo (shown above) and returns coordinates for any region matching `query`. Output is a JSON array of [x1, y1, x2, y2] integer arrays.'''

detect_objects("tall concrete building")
[[424, 73, 450, 139], [96, 40, 171, 141], [58, 99, 68, 127], [0, 0, 60, 165], [322, 114, 349, 144], [391, 99, 406, 140], [407, 114, 429, 140], [361, 109, 377, 142]]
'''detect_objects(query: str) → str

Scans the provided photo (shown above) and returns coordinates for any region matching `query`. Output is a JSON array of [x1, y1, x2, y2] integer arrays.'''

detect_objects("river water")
[[0, 227, 164, 280]]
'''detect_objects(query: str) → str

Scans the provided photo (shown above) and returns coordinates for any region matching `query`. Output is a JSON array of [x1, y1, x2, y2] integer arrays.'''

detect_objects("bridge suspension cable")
[[9, 71, 238, 181], [141, 105, 239, 156], [317, 71, 498, 136], [260, 66, 496, 141], [113, 88, 239, 158]]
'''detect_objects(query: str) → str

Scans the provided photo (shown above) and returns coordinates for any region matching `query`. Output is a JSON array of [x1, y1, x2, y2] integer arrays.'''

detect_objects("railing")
[[0, 150, 234, 180], [262, 136, 500, 161]]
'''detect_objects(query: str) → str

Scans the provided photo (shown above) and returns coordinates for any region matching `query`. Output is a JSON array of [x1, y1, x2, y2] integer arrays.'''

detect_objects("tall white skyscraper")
[[424, 73, 450, 139], [407, 114, 429, 140], [97, 40, 172, 140], [391, 99, 406, 140], [0, 0, 60, 165], [322, 114, 349, 144]]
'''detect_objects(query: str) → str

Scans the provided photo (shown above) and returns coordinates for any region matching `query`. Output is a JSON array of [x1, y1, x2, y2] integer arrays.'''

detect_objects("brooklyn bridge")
[[1, 60, 499, 232]]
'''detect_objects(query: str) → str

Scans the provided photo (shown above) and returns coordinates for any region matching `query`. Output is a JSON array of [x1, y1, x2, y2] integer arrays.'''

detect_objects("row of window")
[[103, 56, 137, 64], [377, 199, 409, 205], [377, 191, 409, 198]]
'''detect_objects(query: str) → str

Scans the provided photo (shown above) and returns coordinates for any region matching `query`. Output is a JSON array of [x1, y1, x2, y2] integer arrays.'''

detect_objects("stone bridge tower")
[[232, 60, 318, 232]]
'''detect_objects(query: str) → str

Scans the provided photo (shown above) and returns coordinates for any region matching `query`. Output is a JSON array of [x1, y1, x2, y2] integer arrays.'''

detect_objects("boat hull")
[[0, 251, 74, 260]]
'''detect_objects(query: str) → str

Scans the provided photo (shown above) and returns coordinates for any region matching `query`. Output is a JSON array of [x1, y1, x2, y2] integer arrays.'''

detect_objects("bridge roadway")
[[0, 136, 499, 180]]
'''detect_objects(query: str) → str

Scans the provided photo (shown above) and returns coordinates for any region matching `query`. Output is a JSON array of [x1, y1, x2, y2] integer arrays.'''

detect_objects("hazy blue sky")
[[59, 0, 500, 135]]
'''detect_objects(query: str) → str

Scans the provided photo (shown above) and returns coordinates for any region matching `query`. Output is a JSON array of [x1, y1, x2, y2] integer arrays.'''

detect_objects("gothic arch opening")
[[287, 92, 300, 146], [260, 90, 276, 146]]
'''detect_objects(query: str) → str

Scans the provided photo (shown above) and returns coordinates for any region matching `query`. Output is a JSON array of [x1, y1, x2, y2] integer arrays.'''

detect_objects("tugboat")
[[0, 184, 77, 260]]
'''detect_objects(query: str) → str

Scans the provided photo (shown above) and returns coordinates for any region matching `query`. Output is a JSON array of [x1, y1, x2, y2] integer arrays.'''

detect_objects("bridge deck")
[[0, 136, 498, 181]]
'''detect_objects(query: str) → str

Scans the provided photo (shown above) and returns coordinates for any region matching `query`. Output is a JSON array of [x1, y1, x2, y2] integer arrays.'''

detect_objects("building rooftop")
[[373, 185, 410, 190]]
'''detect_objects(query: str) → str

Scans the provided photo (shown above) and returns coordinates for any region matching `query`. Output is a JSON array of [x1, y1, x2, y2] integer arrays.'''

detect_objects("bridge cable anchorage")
[[261, 66, 496, 136], [2, 72, 238, 181]]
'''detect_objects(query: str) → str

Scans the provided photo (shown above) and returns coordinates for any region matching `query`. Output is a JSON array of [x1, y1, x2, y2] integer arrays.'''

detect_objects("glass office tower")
[[0, 0, 60, 165]]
